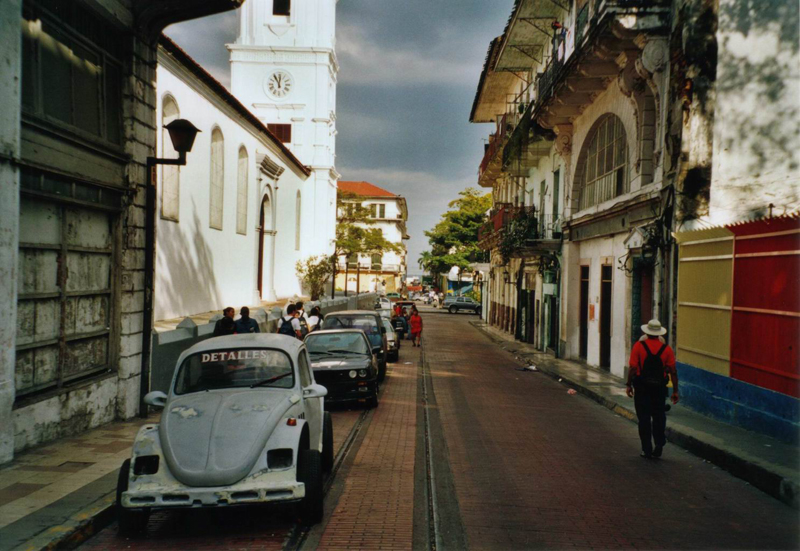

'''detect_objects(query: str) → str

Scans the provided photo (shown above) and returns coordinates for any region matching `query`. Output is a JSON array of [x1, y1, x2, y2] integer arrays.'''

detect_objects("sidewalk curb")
[[470, 320, 800, 510], [12, 491, 116, 551]]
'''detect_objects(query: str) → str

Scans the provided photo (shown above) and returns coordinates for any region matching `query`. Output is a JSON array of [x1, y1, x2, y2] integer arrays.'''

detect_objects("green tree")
[[420, 188, 491, 279], [296, 255, 333, 301], [330, 190, 403, 296]]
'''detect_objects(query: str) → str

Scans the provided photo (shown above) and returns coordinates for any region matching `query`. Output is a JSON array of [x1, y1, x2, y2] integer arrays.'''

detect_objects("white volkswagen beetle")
[[116, 334, 333, 535]]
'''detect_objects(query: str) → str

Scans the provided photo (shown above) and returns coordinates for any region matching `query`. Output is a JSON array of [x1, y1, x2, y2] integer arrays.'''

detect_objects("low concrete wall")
[[150, 293, 379, 393]]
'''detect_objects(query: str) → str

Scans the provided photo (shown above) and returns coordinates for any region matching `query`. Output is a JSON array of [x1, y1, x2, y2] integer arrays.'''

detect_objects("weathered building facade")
[[0, 0, 243, 464], [472, 0, 799, 439]]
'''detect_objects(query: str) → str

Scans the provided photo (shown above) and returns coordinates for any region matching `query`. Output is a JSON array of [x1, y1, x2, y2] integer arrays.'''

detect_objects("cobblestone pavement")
[[424, 309, 799, 550]]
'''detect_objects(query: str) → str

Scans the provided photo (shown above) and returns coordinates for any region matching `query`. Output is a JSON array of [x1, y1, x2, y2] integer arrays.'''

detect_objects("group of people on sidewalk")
[[211, 301, 321, 339], [390, 303, 423, 347], [277, 302, 322, 339]]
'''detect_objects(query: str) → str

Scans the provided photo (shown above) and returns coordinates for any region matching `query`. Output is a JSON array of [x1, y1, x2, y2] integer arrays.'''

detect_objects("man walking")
[[626, 319, 679, 458], [213, 307, 236, 336], [235, 306, 260, 334]]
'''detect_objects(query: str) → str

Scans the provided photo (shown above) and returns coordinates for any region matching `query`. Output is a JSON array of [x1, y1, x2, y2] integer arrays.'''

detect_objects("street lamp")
[[140, 119, 201, 417]]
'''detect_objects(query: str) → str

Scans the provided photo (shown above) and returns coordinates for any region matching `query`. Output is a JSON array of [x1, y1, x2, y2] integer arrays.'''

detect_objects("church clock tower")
[[228, 0, 338, 258]]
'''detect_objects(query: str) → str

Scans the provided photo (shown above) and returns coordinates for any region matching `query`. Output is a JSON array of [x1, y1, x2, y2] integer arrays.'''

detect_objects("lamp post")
[[139, 120, 200, 418]]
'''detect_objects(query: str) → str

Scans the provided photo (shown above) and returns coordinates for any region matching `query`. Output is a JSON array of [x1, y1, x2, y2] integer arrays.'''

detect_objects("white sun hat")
[[642, 319, 667, 336]]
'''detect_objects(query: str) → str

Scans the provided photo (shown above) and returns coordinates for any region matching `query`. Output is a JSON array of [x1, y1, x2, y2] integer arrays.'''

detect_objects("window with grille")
[[16, 168, 123, 398], [268, 124, 292, 144], [21, 2, 123, 146], [578, 114, 628, 210], [295, 191, 301, 250], [210, 128, 224, 230], [273, 0, 291, 16], [371, 254, 383, 269], [161, 96, 180, 221], [236, 147, 248, 235]]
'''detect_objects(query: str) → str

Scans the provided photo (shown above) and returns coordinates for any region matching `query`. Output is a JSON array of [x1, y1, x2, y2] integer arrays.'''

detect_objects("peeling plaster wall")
[[13, 376, 119, 452], [4, 4, 157, 459], [0, 0, 21, 464], [710, 0, 800, 223]]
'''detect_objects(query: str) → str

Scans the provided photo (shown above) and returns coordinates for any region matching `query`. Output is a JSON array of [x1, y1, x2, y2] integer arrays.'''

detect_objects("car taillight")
[[286, 418, 297, 426]]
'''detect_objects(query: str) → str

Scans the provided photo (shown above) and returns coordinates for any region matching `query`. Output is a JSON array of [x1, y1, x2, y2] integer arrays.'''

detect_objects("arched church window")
[[210, 128, 224, 230], [295, 191, 301, 251], [576, 114, 628, 210], [161, 96, 180, 221], [236, 146, 248, 235]]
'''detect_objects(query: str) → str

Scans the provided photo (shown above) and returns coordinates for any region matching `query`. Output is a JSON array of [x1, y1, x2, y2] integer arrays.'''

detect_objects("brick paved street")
[[72, 308, 800, 551], [424, 308, 799, 550]]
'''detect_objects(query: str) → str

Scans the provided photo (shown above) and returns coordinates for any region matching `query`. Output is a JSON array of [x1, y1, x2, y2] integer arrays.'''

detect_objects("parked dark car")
[[305, 330, 379, 408], [447, 296, 481, 315], [321, 311, 388, 381]]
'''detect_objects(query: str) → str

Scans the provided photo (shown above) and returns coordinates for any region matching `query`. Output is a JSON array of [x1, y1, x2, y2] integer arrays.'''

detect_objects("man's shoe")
[[653, 445, 663, 458], [640, 451, 652, 459]]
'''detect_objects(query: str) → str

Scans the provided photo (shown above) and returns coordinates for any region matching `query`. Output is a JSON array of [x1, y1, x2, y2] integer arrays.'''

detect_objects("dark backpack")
[[278, 316, 296, 337], [639, 342, 668, 387]]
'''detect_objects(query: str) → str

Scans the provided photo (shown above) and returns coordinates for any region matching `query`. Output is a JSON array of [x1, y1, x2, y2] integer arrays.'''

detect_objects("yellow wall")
[[675, 228, 734, 376]]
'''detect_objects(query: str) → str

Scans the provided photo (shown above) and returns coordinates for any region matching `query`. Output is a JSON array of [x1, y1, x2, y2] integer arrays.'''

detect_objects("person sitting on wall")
[[235, 306, 260, 334], [213, 307, 236, 337]]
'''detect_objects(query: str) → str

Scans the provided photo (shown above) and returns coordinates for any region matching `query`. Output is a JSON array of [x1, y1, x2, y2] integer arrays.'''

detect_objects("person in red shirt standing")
[[626, 319, 679, 459], [409, 310, 423, 347]]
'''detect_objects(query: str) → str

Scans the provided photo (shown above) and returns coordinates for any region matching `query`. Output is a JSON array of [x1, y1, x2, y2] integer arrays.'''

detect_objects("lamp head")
[[164, 119, 201, 154]]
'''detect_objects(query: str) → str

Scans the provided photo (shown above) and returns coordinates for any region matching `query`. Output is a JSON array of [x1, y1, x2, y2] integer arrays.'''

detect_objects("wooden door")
[[600, 265, 612, 369], [579, 266, 589, 359]]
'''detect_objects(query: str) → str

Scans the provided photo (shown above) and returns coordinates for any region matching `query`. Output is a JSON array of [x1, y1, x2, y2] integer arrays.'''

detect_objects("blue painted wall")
[[677, 362, 800, 444]]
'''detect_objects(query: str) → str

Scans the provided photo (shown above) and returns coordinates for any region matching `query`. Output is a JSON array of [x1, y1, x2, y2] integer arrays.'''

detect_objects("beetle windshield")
[[306, 332, 370, 356], [174, 349, 294, 395]]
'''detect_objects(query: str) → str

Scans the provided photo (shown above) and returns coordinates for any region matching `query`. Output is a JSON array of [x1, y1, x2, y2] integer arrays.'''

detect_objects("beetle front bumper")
[[122, 478, 304, 509]]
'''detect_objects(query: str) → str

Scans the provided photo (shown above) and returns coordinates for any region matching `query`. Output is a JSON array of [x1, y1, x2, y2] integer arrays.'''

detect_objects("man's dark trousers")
[[633, 385, 666, 454]]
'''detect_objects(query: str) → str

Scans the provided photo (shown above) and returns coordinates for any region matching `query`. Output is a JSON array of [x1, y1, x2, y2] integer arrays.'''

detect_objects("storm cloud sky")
[[165, 0, 514, 274]]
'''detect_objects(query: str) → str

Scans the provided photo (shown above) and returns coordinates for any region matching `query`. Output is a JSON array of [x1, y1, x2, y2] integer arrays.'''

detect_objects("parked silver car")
[[116, 334, 331, 535]]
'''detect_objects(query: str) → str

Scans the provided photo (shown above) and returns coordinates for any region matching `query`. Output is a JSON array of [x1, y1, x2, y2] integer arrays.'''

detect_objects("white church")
[[154, 0, 339, 321]]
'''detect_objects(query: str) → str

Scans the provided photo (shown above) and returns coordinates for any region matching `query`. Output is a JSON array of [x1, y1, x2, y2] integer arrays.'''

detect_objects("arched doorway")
[[257, 191, 276, 301]]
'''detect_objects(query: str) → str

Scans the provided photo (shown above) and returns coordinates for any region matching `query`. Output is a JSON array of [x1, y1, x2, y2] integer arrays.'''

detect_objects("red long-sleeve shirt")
[[628, 337, 676, 378]]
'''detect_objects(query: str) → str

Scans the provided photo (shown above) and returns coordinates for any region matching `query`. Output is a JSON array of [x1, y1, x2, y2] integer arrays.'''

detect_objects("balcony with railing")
[[478, 206, 562, 254], [532, 0, 669, 130]]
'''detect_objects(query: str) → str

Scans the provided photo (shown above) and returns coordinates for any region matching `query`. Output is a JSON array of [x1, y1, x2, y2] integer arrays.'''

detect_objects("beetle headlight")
[[349, 370, 357, 379], [359, 369, 367, 378]]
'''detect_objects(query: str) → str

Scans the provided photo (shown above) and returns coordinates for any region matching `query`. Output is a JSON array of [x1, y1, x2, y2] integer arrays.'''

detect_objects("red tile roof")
[[158, 35, 311, 177], [338, 181, 398, 198]]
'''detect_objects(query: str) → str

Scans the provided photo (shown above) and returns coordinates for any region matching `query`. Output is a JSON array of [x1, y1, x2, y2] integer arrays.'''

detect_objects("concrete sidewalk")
[[0, 414, 158, 551], [471, 320, 800, 510]]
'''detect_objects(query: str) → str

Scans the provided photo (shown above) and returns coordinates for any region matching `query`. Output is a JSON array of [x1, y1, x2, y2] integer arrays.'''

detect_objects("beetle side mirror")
[[303, 383, 328, 399], [144, 391, 168, 408]]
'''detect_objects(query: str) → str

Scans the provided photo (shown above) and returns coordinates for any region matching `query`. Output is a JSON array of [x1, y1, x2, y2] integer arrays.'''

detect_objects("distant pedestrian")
[[277, 304, 303, 339], [307, 307, 322, 333], [391, 311, 408, 342], [409, 310, 423, 347], [234, 306, 260, 334], [213, 307, 236, 337], [626, 319, 679, 459]]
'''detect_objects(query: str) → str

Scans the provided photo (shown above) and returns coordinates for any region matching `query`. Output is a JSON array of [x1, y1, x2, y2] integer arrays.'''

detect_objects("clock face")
[[265, 70, 293, 99]]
